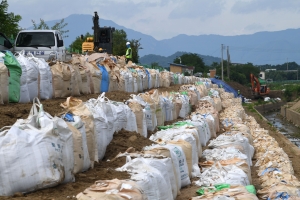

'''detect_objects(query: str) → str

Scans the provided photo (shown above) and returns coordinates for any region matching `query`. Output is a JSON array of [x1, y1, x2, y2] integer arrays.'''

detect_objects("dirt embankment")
[[226, 81, 283, 99]]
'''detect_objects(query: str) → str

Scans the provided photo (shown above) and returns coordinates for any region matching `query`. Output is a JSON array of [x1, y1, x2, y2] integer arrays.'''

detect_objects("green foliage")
[[213, 61, 259, 85], [69, 32, 92, 53], [128, 38, 142, 63], [184, 71, 190, 76], [111, 29, 141, 63], [32, 18, 69, 38], [112, 29, 127, 56], [173, 53, 208, 74], [0, 0, 22, 38]]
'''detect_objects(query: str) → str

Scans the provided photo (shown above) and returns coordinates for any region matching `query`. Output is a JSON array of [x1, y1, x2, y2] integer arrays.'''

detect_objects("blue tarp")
[[98, 64, 109, 93], [210, 78, 238, 98]]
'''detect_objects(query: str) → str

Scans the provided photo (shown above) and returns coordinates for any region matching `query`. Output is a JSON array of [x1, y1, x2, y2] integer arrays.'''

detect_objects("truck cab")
[[0, 32, 13, 51], [14, 30, 71, 62]]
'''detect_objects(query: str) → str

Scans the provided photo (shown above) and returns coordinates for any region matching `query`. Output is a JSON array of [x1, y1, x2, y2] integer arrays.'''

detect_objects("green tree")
[[129, 38, 142, 63], [173, 53, 207, 74], [112, 29, 127, 56], [0, 0, 22, 38], [32, 18, 69, 38]]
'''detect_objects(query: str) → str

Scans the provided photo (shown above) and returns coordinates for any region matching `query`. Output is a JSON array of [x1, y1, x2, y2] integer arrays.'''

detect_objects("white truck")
[[1, 30, 71, 62]]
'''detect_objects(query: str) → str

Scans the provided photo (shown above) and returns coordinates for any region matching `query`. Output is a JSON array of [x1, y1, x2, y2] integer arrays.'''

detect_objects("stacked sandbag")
[[73, 55, 91, 95], [2, 50, 22, 103], [160, 71, 171, 87], [116, 157, 174, 200], [14, 51, 30, 103], [127, 100, 147, 137], [150, 124, 202, 178], [0, 98, 75, 196], [63, 114, 91, 172], [51, 62, 76, 98], [60, 97, 97, 168], [0, 52, 9, 104]]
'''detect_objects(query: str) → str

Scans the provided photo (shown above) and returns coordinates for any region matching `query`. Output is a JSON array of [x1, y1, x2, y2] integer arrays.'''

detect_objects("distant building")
[[169, 63, 195, 75], [265, 69, 277, 72]]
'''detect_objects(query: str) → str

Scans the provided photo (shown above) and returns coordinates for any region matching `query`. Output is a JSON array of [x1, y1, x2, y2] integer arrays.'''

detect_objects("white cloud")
[[6, 0, 300, 40]]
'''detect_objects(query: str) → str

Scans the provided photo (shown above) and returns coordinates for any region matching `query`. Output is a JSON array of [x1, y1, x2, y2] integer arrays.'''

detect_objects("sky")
[[7, 0, 300, 40]]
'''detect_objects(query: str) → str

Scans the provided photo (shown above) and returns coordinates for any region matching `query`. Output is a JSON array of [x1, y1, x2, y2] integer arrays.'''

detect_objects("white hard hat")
[[126, 42, 130, 45]]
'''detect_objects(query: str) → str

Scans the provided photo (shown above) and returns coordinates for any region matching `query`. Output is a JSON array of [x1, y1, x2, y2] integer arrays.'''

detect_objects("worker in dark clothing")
[[125, 41, 132, 63]]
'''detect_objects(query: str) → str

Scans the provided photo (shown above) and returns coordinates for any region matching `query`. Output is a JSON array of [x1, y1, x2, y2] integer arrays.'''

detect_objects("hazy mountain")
[[42, 14, 300, 65], [139, 51, 220, 67]]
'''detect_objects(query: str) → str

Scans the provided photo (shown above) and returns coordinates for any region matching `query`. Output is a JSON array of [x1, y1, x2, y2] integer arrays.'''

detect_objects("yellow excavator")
[[81, 11, 115, 54]]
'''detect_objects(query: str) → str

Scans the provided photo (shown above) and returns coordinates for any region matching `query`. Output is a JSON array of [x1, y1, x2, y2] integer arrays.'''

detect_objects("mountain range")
[[43, 14, 300, 66]]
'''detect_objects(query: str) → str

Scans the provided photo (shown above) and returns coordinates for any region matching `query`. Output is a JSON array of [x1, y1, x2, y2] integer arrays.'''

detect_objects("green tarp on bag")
[[3, 51, 22, 103]]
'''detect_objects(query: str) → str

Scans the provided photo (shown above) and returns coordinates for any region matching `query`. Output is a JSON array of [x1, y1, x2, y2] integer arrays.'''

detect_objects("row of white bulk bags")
[[16, 52, 53, 102], [85, 93, 138, 160], [0, 98, 75, 196]]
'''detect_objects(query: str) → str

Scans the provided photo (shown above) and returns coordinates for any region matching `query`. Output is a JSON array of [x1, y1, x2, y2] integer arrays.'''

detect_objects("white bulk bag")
[[179, 95, 190, 118], [96, 93, 117, 143], [14, 98, 75, 183], [143, 145, 181, 193], [85, 99, 109, 160], [117, 158, 173, 200], [26, 54, 40, 101], [110, 102, 127, 132], [133, 76, 138, 93], [0, 126, 64, 196], [70, 116, 91, 172], [188, 119, 211, 146], [127, 72, 134, 93], [141, 157, 177, 199], [164, 144, 191, 187], [172, 134, 200, 178], [66, 122, 84, 174], [40, 58, 53, 98], [0, 62, 9, 104], [34, 57, 53, 99], [161, 97, 173, 122]]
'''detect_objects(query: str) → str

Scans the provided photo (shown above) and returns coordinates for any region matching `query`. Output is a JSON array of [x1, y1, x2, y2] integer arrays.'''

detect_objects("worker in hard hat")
[[125, 41, 132, 63]]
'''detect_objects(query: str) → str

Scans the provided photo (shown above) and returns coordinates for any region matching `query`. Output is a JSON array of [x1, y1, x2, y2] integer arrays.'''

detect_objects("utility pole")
[[287, 58, 288, 71], [227, 46, 230, 79], [221, 44, 224, 81]]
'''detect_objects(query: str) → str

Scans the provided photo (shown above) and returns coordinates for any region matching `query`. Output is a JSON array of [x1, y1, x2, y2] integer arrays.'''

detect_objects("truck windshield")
[[16, 32, 55, 47]]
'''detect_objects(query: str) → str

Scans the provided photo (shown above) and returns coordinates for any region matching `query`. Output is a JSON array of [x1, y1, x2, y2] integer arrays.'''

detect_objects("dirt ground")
[[0, 83, 299, 200]]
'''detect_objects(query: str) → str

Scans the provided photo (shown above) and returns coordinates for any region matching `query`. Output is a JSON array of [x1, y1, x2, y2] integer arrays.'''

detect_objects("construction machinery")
[[82, 12, 115, 54], [250, 73, 270, 98]]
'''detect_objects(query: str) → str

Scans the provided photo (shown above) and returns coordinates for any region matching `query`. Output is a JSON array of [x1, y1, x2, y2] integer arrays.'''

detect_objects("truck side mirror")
[[58, 40, 64, 47], [4, 40, 13, 49]]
